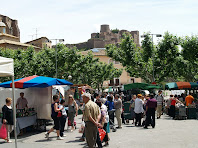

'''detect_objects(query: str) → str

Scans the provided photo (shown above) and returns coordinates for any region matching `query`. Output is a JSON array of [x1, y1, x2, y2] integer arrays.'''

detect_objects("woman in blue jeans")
[[58, 99, 67, 137]]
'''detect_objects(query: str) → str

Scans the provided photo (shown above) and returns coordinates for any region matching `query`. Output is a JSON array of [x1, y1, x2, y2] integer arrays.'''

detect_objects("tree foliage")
[[0, 45, 122, 90], [106, 32, 198, 83]]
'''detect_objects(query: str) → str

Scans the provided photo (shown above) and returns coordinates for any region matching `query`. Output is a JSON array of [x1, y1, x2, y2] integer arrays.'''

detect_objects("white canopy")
[[0, 56, 14, 77], [0, 56, 17, 148]]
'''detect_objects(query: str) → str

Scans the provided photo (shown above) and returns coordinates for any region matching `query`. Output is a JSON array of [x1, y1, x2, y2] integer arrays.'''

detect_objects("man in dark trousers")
[[144, 94, 157, 129]]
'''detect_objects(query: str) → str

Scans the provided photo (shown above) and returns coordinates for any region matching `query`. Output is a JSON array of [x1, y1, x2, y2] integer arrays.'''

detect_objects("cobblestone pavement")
[[0, 115, 198, 148]]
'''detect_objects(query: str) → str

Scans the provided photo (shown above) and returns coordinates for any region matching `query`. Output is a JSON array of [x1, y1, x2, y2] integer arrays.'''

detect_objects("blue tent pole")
[[12, 76, 17, 148]]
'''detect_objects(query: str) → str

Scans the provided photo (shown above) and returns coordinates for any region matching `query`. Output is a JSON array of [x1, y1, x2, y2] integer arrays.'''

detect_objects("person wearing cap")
[[82, 92, 102, 148], [134, 94, 144, 126], [16, 92, 28, 109], [154, 90, 164, 119]]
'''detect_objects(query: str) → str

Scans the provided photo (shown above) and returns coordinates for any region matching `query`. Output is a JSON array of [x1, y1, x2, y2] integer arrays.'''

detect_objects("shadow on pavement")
[[16, 131, 42, 139], [35, 138, 53, 142], [125, 125, 136, 127], [66, 139, 82, 143], [0, 141, 6, 144]]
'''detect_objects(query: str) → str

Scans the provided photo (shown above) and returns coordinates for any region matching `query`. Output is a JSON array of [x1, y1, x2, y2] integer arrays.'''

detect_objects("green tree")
[[180, 35, 198, 81], [106, 32, 181, 83], [155, 32, 180, 82], [92, 62, 122, 90]]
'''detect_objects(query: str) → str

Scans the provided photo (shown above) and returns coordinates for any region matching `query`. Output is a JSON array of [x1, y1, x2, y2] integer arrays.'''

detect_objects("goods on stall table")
[[175, 106, 187, 120], [16, 108, 36, 117]]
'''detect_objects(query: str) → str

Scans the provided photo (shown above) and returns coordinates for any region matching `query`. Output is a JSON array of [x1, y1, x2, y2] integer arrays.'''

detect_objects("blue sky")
[[1, 0, 198, 44]]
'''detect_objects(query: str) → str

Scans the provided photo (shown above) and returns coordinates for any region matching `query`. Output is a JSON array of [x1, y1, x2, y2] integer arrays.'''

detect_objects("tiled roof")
[[25, 37, 51, 44], [0, 39, 41, 49]]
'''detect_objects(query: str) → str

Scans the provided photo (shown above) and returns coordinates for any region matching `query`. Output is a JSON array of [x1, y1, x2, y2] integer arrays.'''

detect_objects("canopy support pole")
[[12, 76, 17, 148]]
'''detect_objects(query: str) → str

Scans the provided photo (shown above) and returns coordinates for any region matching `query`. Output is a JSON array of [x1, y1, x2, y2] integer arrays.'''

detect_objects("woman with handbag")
[[45, 95, 64, 140], [68, 95, 78, 132], [2, 98, 13, 143]]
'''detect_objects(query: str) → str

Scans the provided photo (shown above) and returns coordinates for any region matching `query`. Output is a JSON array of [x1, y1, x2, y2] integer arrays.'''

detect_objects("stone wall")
[[66, 24, 140, 49], [0, 14, 20, 40]]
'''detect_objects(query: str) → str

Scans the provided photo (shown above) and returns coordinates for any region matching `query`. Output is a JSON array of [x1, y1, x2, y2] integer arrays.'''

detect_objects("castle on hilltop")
[[66, 24, 140, 49]]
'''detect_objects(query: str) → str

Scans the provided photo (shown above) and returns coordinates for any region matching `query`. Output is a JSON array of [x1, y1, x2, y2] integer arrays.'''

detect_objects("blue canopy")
[[0, 75, 73, 88]]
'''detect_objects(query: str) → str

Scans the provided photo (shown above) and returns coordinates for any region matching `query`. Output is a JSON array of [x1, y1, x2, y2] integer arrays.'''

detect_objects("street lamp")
[[50, 39, 64, 78], [141, 33, 162, 83], [68, 75, 72, 80]]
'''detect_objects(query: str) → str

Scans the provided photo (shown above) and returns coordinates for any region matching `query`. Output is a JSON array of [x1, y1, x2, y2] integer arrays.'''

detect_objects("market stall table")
[[0, 114, 37, 135]]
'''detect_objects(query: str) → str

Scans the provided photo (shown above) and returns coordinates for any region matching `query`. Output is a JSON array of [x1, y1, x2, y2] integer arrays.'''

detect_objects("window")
[[3, 28, 6, 33], [130, 78, 135, 83], [115, 78, 120, 86], [110, 79, 114, 86], [109, 78, 120, 86]]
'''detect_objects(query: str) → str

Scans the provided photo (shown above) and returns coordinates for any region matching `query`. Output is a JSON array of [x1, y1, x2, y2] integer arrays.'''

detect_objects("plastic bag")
[[98, 128, 106, 142], [0, 124, 7, 139], [78, 121, 85, 133]]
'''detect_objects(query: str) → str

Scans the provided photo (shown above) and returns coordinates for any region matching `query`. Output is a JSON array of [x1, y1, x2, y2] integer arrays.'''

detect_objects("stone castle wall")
[[0, 14, 20, 40], [66, 24, 140, 49]]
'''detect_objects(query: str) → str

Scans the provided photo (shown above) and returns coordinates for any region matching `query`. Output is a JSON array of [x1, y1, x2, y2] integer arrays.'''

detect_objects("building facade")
[[66, 24, 140, 49], [0, 15, 41, 50], [25, 37, 52, 49], [0, 14, 20, 39], [81, 48, 142, 87]]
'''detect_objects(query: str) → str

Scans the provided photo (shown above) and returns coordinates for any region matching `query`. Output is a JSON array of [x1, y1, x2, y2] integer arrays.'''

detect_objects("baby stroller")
[[108, 109, 117, 132]]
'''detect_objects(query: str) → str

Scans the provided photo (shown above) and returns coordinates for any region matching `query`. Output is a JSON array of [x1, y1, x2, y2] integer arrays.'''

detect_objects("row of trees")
[[0, 45, 122, 90], [106, 32, 198, 84]]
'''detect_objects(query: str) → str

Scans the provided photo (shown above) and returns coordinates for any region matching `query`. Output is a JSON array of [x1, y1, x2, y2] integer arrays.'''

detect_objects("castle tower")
[[0, 21, 6, 33], [100, 24, 110, 33]]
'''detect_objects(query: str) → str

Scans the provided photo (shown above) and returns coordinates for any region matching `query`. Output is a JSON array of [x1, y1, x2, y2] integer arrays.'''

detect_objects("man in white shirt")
[[134, 94, 144, 126]]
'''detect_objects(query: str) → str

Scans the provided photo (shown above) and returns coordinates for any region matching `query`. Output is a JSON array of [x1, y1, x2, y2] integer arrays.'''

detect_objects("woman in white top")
[[58, 99, 67, 137]]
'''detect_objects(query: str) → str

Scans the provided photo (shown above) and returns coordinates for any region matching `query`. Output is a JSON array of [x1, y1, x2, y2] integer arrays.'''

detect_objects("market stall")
[[165, 82, 198, 119], [0, 75, 73, 135]]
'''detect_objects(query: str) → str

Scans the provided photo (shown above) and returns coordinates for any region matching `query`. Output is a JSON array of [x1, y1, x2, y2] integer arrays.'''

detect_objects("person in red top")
[[170, 95, 183, 119]]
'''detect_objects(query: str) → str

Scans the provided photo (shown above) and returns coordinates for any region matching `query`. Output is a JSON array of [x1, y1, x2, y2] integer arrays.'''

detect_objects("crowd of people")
[[43, 91, 161, 148], [1, 90, 196, 147]]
